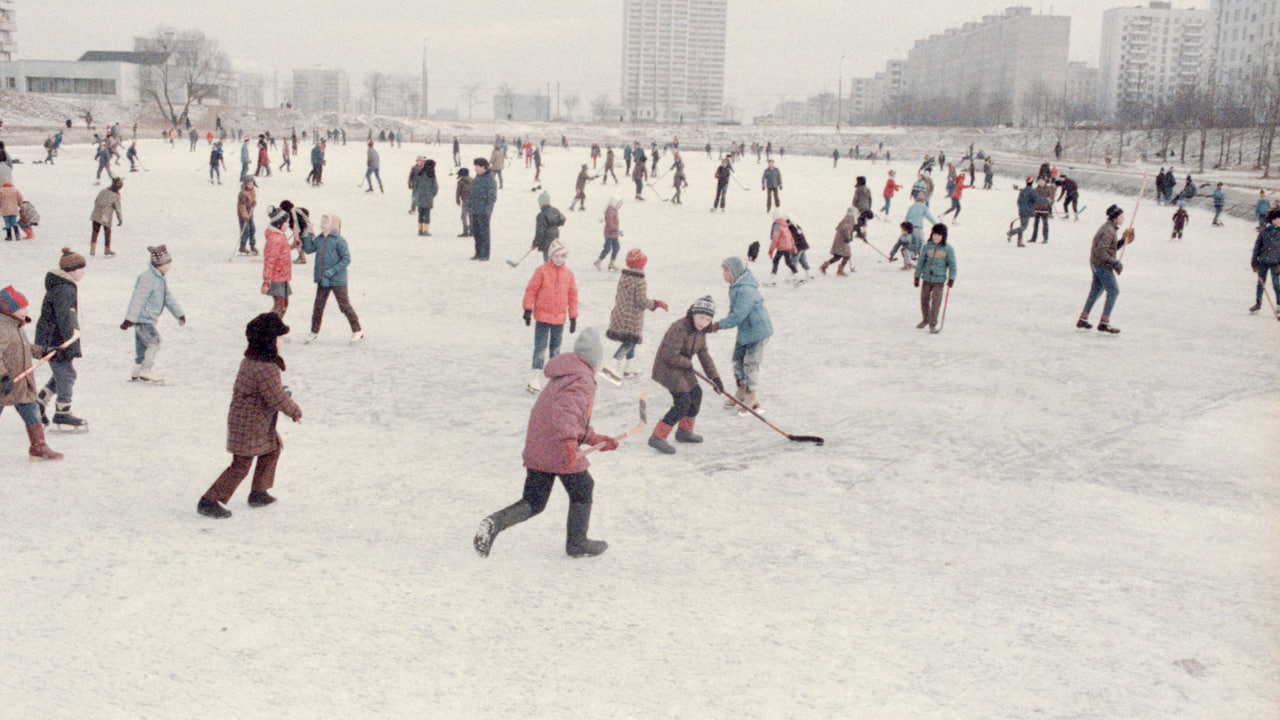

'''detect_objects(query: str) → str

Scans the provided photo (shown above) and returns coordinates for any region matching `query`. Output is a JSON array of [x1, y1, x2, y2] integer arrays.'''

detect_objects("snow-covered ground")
[[1, 137, 1277, 719]]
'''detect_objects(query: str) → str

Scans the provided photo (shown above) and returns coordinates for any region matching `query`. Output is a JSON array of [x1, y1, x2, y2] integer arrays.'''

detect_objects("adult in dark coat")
[[467, 158, 498, 261], [198, 313, 302, 518]]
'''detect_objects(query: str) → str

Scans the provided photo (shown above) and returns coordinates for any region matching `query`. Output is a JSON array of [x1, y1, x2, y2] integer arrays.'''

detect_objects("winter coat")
[[715, 165, 732, 185], [762, 167, 782, 190], [606, 269, 657, 346], [467, 171, 498, 218], [1213, 187, 1224, 209], [523, 261, 578, 325], [604, 203, 620, 238], [1033, 183, 1054, 214], [0, 312, 38, 406], [225, 357, 301, 457], [853, 186, 872, 214], [718, 258, 773, 346], [411, 170, 438, 209], [367, 147, 380, 170], [532, 206, 566, 253], [904, 201, 936, 233], [240, 144, 250, 164], [830, 213, 857, 258], [914, 240, 957, 284], [1252, 225, 1280, 267], [951, 176, 969, 199], [125, 265, 184, 325], [489, 148, 505, 171], [262, 227, 292, 284], [91, 188, 122, 225], [310, 145, 324, 166], [522, 352, 600, 474], [1016, 185, 1038, 217], [301, 231, 351, 287], [1173, 208, 1188, 230], [883, 178, 902, 198], [0, 183, 22, 217], [768, 219, 795, 255], [651, 313, 720, 394], [576, 169, 592, 192], [34, 270, 81, 361], [1257, 198, 1272, 219], [237, 187, 255, 221], [1089, 221, 1123, 270], [456, 175, 472, 205]]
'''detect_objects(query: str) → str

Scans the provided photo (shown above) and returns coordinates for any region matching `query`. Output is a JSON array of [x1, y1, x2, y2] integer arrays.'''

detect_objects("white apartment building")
[[620, 0, 727, 123], [1211, 0, 1280, 97], [1099, 1, 1210, 119], [902, 7, 1070, 126], [292, 67, 348, 114], [0, 0, 15, 62]]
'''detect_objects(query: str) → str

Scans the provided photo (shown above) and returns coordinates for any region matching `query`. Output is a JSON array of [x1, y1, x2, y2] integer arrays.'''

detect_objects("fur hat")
[[58, 247, 87, 272], [1106, 204, 1124, 221], [573, 327, 603, 370], [931, 223, 948, 241], [1268, 207, 1280, 223], [268, 205, 289, 228], [148, 245, 172, 267], [111, 177, 124, 190], [537, 191, 551, 207], [244, 312, 289, 368], [0, 285, 28, 314], [625, 248, 647, 269], [689, 295, 716, 318], [457, 168, 469, 177]]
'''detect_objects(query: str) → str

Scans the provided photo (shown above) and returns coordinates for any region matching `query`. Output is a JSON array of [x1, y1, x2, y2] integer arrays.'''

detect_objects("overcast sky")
[[17, 0, 1210, 115]]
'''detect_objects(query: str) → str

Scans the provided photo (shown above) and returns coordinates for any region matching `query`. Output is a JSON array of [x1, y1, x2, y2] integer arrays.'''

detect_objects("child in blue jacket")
[[711, 256, 773, 414]]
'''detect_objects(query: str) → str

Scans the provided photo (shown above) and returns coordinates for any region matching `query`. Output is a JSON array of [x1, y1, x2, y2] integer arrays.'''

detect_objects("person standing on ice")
[[712, 157, 732, 212], [261, 206, 294, 318], [489, 144, 505, 189], [197, 312, 302, 519], [1249, 208, 1280, 316], [93, 142, 113, 184], [1029, 178, 1054, 243], [1076, 204, 1134, 334], [307, 140, 325, 186], [902, 193, 936, 257], [604, 248, 668, 380], [761, 159, 783, 212], [239, 138, 251, 182], [126, 142, 139, 172], [473, 327, 614, 559], [852, 176, 872, 219], [0, 178, 22, 242], [89, 177, 123, 258], [647, 295, 722, 455], [522, 239, 578, 393], [631, 154, 648, 201], [711, 256, 772, 415], [570, 164, 596, 211], [301, 214, 363, 344], [820, 207, 858, 276], [209, 141, 226, 185], [1, 285, 63, 460], [595, 197, 624, 271], [1256, 191, 1272, 231], [602, 145, 618, 185], [467, 158, 497, 261], [255, 136, 271, 177], [121, 245, 185, 383], [411, 159, 438, 237], [237, 178, 258, 256], [452, 136, 460, 167], [33, 249, 87, 430], [881, 170, 902, 216], [913, 223, 956, 333], [1211, 183, 1225, 226], [364, 141, 383, 193], [1007, 177, 1038, 247], [672, 158, 688, 204], [1171, 202, 1189, 240], [455, 168, 472, 238], [528, 191, 565, 263]]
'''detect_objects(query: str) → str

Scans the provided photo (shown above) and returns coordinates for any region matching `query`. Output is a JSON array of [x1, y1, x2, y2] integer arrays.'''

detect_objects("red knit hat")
[[625, 248, 647, 269], [0, 285, 28, 314]]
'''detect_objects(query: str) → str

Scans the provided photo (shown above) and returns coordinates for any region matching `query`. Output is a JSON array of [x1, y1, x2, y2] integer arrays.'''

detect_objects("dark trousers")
[[90, 221, 112, 250], [771, 250, 798, 275], [765, 188, 780, 210], [523, 469, 594, 513], [1062, 195, 1079, 215], [311, 285, 361, 334], [203, 449, 280, 503], [661, 386, 703, 426], [713, 182, 728, 209], [920, 281, 945, 326], [472, 213, 491, 259], [1031, 213, 1050, 242]]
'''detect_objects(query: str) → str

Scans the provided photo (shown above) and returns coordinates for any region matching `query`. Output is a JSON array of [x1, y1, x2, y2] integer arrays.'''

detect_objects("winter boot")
[[130, 364, 143, 381], [1076, 317, 1093, 329], [565, 501, 608, 558], [675, 417, 703, 443], [423, 223, 430, 237], [648, 421, 676, 454], [22, 226, 34, 240], [247, 491, 276, 507], [51, 402, 86, 430], [1249, 299, 1262, 313], [819, 261, 829, 275], [738, 390, 760, 416], [197, 497, 232, 519], [26, 424, 63, 461], [1097, 315, 1120, 334], [724, 382, 744, 409], [474, 500, 534, 558], [36, 388, 53, 426]]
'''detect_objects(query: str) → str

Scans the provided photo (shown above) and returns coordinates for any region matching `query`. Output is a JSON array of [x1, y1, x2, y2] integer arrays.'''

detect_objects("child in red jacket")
[[261, 206, 293, 317], [522, 240, 579, 393], [474, 328, 615, 558]]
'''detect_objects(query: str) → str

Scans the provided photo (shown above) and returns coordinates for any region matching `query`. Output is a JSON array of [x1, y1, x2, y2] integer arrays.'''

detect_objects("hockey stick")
[[583, 392, 647, 455], [733, 175, 749, 191], [506, 247, 535, 268], [1118, 170, 1149, 262], [931, 285, 952, 333], [12, 330, 81, 384], [692, 369, 823, 445], [646, 182, 669, 202], [1262, 276, 1278, 317], [863, 237, 892, 261]]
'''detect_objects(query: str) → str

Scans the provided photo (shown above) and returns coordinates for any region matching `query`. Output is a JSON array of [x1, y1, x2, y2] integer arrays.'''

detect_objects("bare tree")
[[363, 72, 387, 114], [461, 83, 483, 120], [591, 94, 610, 122], [563, 94, 580, 122], [137, 28, 231, 127], [496, 82, 516, 120]]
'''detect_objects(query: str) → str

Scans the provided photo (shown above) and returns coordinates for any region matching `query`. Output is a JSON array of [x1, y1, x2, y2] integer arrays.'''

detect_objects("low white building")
[[0, 58, 147, 103]]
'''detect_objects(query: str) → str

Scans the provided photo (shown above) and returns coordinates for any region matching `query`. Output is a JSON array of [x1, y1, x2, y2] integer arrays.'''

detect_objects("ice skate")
[[526, 369, 543, 394], [349, 330, 364, 344]]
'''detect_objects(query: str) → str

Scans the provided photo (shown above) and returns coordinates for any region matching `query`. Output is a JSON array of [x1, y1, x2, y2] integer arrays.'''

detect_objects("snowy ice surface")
[[0, 137, 1277, 720]]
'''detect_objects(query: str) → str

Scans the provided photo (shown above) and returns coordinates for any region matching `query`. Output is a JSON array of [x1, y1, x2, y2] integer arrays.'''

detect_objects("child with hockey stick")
[[1171, 202, 1188, 240], [887, 221, 916, 269], [261, 206, 294, 317], [528, 191, 565, 263], [1249, 208, 1280, 316], [522, 240, 578, 393], [197, 312, 302, 519], [711, 257, 773, 414], [595, 197, 624, 271], [1, 285, 63, 460], [1077, 204, 1135, 334], [647, 295, 724, 454], [605, 248, 668, 380], [913, 223, 956, 333], [121, 245, 185, 383], [34, 248, 87, 430], [820, 207, 858, 276], [766, 210, 800, 285], [473, 328, 615, 558]]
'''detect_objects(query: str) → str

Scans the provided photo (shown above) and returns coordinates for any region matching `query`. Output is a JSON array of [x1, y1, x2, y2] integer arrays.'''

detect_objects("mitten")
[[0, 373, 13, 396], [120, 319, 134, 330], [1113, 261, 1124, 275], [178, 316, 186, 326], [569, 317, 577, 334], [523, 309, 532, 326], [653, 300, 669, 311], [1121, 228, 1135, 244], [947, 279, 954, 288], [914, 277, 921, 288], [711, 376, 725, 395], [261, 282, 271, 295]]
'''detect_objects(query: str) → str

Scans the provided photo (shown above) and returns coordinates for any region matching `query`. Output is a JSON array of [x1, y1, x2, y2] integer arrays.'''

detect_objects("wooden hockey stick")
[[693, 369, 823, 445], [583, 392, 647, 455]]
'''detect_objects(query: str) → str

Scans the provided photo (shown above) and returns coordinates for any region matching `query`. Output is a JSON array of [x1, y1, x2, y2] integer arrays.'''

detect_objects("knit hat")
[[549, 239, 568, 263], [689, 295, 716, 318], [0, 285, 28, 314], [573, 326, 603, 370], [58, 247, 87, 272], [458, 168, 469, 177], [1106, 204, 1124, 221], [268, 205, 289, 228], [931, 223, 948, 241], [846, 207, 859, 218], [537, 191, 551, 207], [148, 244, 172, 267], [625, 248, 647, 269], [111, 177, 124, 190]]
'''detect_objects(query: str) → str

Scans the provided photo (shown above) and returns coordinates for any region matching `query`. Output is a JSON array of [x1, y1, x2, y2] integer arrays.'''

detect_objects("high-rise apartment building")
[[1211, 0, 1279, 96], [621, 0, 727, 123], [1099, 1, 1210, 119], [902, 7, 1070, 126], [0, 0, 16, 62], [292, 67, 348, 113]]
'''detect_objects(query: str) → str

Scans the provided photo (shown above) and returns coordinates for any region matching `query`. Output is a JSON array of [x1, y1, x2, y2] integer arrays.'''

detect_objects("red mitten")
[[654, 300, 669, 311]]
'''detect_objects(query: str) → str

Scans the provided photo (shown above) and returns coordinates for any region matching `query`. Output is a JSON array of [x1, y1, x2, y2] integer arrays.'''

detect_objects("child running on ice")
[[647, 295, 724, 454], [595, 197, 623, 271], [1, 285, 63, 460], [34, 248, 87, 430], [767, 210, 800, 285], [604, 248, 668, 380], [473, 328, 615, 558], [711, 257, 773, 414]]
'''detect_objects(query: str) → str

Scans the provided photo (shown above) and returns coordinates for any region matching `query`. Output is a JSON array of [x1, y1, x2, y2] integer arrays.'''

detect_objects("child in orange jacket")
[[522, 239, 579, 393]]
